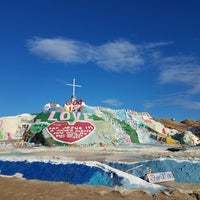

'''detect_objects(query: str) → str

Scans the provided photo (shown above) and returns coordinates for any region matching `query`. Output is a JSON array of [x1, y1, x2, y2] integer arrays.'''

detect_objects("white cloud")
[[28, 37, 177, 74], [157, 56, 200, 94], [144, 41, 174, 49], [27, 37, 144, 72], [27, 37, 93, 64], [103, 98, 123, 107], [94, 40, 144, 72]]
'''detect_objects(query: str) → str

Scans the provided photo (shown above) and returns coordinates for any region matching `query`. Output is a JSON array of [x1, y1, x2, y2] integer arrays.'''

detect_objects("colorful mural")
[[0, 101, 181, 147], [24, 102, 180, 147]]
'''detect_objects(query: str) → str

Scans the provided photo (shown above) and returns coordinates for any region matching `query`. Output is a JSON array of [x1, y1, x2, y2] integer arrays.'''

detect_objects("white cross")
[[66, 78, 82, 97]]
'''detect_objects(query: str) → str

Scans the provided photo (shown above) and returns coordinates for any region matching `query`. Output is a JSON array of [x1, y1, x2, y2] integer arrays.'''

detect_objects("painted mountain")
[[0, 98, 187, 147]]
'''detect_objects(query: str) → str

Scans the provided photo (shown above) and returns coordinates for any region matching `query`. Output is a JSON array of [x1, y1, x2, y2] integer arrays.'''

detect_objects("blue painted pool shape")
[[0, 158, 199, 187], [0, 160, 123, 187]]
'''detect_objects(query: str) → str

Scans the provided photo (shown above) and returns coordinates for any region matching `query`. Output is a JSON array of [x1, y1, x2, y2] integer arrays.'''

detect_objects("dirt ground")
[[0, 176, 200, 200]]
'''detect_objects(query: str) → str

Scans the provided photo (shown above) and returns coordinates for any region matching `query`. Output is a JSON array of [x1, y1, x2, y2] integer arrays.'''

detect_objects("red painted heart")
[[46, 121, 95, 144]]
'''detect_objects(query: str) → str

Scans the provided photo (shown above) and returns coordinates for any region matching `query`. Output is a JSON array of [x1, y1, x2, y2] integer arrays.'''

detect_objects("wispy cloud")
[[27, 37, 93, 64], [157, 55, 200, 95], [143, 52, 200, 110], [27, 37, 144, 73], [180, 98, 200, 110], [144, 93, 200, 110], [94, 40, 143, 72], [28, 37, 175, 73], [144, 41, 174, 49], [103, 98, 123, 107]]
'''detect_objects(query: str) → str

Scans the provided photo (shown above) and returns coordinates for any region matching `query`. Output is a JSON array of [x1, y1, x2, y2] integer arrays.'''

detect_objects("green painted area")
[[100, 110, 139, 143], [30, 123, 48, 133], [29, 123, 48, 143], [90, 114, 104, 121], [34, 113, 52, 122], [0, 129, 3, 140], [138, 122, 159, 133]]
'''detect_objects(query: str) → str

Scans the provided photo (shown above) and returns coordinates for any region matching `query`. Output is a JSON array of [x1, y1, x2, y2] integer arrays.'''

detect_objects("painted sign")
[[48, 111, 93, 121], [46, 121, 95, 144], [64, 99, 83, 112], [147, 172, 175, 183]]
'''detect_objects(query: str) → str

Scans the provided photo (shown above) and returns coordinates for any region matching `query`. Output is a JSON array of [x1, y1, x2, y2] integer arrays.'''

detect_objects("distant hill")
[[156, 119, 200, 132]]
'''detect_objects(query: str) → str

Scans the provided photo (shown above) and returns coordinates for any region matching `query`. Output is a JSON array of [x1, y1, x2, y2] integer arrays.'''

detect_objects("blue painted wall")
[[0, 161, 123, 187]]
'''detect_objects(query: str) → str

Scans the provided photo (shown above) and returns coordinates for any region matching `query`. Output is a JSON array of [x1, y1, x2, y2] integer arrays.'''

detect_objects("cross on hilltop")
[[66, 78, 82, 101]]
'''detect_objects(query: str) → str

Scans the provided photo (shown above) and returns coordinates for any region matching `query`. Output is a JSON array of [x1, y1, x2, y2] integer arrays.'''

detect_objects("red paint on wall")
[[46, 121, 95, 144]]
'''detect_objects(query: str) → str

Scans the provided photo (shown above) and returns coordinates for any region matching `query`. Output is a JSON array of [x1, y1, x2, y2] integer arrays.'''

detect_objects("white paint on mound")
[[0, 114, 35, 140]]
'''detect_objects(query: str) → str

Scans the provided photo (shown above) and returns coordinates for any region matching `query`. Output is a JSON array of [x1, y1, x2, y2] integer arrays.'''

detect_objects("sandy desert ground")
[[0, 144, 200, 200]]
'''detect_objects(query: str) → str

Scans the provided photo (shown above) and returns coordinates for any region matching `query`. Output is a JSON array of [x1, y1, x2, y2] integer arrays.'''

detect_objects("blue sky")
[[0, 0, 200, 121]]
